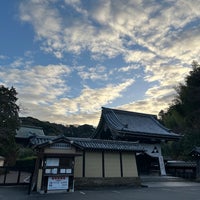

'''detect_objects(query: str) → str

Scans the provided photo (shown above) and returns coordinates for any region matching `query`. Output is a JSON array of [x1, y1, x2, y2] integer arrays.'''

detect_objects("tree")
[[0, 85, 20, 165], [159, 61, 200, 159]]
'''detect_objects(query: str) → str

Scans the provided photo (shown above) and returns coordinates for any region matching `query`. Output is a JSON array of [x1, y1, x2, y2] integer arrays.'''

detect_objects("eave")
[[115, 129, 181, 142]]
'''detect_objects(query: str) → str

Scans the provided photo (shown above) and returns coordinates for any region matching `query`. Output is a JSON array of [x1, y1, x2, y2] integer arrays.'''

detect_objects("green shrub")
[[17, 147, 35, 159], [15, 156, 36, 171]]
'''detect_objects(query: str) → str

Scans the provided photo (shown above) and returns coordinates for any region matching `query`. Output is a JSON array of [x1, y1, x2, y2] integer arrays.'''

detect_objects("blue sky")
[[0, 0, 199, 126]]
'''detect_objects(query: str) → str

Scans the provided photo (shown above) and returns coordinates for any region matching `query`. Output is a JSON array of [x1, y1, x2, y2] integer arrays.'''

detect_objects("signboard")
[[50, 143, 71, 149], [46, 158, 59, 167], [60, 168, 72, 174], [47, 176, 69, 190]]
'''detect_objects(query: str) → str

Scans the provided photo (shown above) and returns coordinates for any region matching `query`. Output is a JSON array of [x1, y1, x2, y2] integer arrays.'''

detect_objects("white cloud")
[[16, 0, 200, 125], [0, 63, 71, 105], [77, 65, 108, 81], [20, 0, 63, 58], [144, 61, 191, 86], [19, 0, 200, 65], [118, 65, 140, 72], [20, 78, 134, 125], [43, 109, 101, 126], [119, 95, 175, 117], [0, 59, 135, 125], [124, 50, 155, 64], [49, 78, 134, 115]]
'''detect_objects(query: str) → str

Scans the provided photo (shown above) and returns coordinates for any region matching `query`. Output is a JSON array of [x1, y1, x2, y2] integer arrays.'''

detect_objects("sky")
[[0, 0, 200, 126]]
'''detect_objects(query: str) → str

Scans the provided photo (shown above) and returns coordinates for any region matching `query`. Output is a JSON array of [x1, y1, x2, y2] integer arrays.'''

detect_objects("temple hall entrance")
[[136, 153, 160, 175]]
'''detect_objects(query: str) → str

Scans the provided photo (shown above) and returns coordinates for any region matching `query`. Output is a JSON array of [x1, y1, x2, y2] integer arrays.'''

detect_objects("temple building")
[[93, 107, 181, 175], [29, 136, 143, 193], [16, 107, 180, 193]]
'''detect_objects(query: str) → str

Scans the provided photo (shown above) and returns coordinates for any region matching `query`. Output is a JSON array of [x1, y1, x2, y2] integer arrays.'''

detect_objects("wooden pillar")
[[196, 158, 200, 180], [30, 156, 41, 192]]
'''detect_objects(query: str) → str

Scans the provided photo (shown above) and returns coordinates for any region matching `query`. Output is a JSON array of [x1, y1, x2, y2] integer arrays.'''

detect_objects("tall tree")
[[0, 85, 20, 165], [159, 61, 200, 159]]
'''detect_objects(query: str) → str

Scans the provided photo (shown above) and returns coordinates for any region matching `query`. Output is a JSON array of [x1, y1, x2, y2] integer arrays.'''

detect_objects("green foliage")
[[162, 141, 182, 159], [0, 86, 19, 130], [0, 128, 19, 165], [0, 85, 20, 166], [160, 61, 200, 159], [17, 147, 35, 159], [15, 156, 36, 171]]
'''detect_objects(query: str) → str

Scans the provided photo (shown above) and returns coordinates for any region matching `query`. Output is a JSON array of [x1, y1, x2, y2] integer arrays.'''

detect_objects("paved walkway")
[[1, 177, 200, 200], [140, 175, 200, 187], [1, 182, 200, 200], [143, 181, 200, 187]]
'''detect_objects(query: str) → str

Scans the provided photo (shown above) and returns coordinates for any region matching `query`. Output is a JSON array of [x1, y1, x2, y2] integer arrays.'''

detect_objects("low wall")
[[74, 177, 141, 189]]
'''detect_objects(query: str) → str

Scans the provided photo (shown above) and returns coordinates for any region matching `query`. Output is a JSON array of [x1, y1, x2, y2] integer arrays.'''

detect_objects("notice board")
[[47, 176, 69, 190]]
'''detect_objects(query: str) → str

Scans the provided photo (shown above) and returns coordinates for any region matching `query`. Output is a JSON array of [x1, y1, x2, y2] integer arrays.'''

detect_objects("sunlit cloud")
[[0, 63, 71, 104], [48, 78, 134, 115], [0, 59, 134, 125], [6, 0, 200, 125], [77, 65, 108, 81]]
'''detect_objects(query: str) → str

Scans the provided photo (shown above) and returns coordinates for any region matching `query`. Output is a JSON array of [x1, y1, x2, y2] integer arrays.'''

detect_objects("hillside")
[[20, 117, 96, 138]]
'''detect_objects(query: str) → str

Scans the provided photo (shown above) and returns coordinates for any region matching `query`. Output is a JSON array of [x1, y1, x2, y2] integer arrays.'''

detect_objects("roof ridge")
[[19, 125, 44, 129], [70, 137, 139, 144], [102, 107, 157, 118]]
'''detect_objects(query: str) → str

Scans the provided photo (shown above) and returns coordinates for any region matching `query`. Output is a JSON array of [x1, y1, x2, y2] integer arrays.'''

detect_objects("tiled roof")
[[94, 107, 180, 140], [31, 136, 143, 152], [71, 137, 142, 152], [166, 161, 196, 168], [190, 146, 200, 156], [16, 125, 45, 138], [30, 135, 56, 146]]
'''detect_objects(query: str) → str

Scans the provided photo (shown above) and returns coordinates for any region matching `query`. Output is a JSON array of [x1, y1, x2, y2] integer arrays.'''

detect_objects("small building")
[[16, 125, 45, 146], [93, 107, 181, 175], [166, 160, 196, 179], [30, 136, 143, 193], [190, 146, 200, 180]]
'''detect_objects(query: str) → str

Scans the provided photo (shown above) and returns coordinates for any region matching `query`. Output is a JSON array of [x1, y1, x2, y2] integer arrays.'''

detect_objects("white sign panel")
[[46, 158, 59, 167], [66, 169, 72, 174], [158, 156, 166, 176], [47, 176, 69, 190]]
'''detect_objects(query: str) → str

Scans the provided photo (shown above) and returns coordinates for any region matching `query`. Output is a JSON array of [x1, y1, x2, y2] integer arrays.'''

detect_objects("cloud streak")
[[1, 0, 199, 125], [0, 60, 134, 125], [19, 0, 200, 65]]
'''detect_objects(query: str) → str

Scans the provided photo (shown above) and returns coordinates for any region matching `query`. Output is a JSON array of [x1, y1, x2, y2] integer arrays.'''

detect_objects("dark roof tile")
[[31, 136, 143, 152], [94, 107, 180, 140]]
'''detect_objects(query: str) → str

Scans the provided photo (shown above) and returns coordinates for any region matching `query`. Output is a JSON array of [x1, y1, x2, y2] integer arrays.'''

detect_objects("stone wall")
[[74, 177, 141, 189]]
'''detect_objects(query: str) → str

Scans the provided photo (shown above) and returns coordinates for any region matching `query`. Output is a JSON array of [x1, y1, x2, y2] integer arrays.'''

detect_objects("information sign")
[[47, 176, 69, 190]]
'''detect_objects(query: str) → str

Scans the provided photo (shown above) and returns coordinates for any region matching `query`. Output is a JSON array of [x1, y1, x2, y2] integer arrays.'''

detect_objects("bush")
[[17, 147, 35, 159], [15, 156, 36, 172]]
